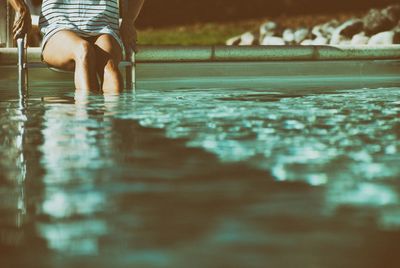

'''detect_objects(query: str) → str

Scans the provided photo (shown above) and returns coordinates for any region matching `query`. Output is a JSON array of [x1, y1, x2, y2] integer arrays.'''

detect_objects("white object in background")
[[311, 25, 329, 45], [261, 36, 285, 45], [282, 29, 295, 44], [330, 32, 345, 45], [351, 32, 370, 45], [294, 28, 309, 44], [339, 40, 352, 45], [300, 39, 313, 45], [330, 19, 363, 45], [226, 35, 241, 46], [239, 32, 255, 46], [368, 31, 396, 45], [259, 21, 278, 37], [312, 36, 329, 45], [311, 25, 324, 38]]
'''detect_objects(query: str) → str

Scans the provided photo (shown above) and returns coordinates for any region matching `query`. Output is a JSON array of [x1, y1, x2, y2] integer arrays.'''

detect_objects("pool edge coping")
[[1, 45, 400, 64]]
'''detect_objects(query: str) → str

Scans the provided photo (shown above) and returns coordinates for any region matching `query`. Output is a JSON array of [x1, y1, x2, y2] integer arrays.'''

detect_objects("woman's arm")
[[8, 0, 32, 40], [121, 0, 145, 23], [120, 0, 145, 52]]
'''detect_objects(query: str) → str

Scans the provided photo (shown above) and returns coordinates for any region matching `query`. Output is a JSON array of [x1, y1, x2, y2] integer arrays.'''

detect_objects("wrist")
[[121, 18, 135, 25]]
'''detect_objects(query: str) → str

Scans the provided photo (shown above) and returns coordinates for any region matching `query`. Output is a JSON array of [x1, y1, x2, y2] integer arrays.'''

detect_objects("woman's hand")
[[120, 21, 138, 54], [13, 7, 32, 40]]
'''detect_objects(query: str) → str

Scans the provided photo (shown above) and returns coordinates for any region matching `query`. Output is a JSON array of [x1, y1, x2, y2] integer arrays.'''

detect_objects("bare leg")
[[93, 34, 123, 94], [42, 30, 99, 92]]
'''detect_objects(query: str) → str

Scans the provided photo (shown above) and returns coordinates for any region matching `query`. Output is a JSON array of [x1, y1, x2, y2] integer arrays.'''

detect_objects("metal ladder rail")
[[17, 37, 27, 99]]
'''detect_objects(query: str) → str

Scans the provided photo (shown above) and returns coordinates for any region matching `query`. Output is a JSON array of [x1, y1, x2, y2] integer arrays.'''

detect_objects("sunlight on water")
[[0, 79, 399, 267], [123, 87, 400, 235], [129, 88, 400, 186]]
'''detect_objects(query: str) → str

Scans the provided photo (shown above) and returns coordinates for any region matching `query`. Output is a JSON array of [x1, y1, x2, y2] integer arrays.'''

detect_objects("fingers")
[[13, 26, 23, 40], [13, 17, 23, 32], [13, 17, 24, 39], [13, 23, 26, 40], [13, 26, 24, 40], [12, 12, 32, 40]]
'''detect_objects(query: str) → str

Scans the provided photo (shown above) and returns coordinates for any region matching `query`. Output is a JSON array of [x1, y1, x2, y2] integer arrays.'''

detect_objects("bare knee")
[[74, 41, 95, 63]]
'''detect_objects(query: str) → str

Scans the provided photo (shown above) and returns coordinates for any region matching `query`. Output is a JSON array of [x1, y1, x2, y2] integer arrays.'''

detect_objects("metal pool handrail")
[[17, 37, 27, 99], [15, 36, 136, 94]]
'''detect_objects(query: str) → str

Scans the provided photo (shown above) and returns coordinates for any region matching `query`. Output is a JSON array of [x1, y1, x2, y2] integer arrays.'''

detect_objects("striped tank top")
[[39, 0, 123, 51]]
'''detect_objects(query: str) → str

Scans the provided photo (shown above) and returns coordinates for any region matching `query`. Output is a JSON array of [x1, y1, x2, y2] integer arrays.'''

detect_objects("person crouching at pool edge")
[[8, 0, 145, 95]]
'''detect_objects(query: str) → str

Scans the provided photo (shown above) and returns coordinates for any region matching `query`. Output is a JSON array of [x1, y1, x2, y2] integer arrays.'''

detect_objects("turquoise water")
[[0, 71, 400, 267]]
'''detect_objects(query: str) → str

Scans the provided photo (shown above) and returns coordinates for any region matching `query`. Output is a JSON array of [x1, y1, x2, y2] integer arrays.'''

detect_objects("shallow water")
[[0, 76, 399, 267]]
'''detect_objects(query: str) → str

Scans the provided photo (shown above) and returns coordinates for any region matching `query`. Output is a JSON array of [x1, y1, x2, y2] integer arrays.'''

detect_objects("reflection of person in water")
[[8, 0, 145, 94]]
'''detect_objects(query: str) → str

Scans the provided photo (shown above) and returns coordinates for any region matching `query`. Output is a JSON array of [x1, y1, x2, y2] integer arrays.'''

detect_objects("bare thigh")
[[42, 30, 91, 71]]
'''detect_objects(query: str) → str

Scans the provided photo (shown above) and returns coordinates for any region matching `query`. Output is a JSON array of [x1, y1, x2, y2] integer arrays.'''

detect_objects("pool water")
[[0, 74, 399, 267]]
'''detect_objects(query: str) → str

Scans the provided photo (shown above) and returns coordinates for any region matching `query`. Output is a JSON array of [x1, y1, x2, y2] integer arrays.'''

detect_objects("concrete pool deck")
[[0, 46, 399, 90]]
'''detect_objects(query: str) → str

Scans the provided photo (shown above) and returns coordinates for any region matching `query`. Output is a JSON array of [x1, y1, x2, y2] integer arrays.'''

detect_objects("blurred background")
[[6, 0, 400, 45], [137, 0, 400, 45], [137, 0, 398, 27]]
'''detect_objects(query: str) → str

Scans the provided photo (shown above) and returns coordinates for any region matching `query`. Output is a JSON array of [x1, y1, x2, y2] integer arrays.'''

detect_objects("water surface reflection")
[[0, 86, 399, 268]]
